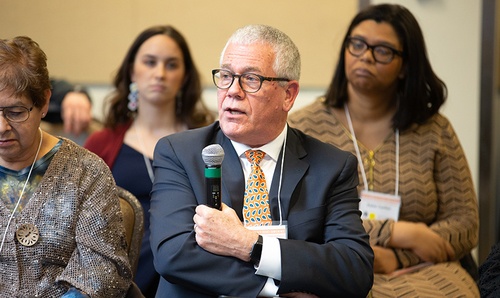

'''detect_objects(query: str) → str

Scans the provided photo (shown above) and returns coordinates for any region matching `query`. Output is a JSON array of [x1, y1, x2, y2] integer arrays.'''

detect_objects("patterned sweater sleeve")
[[291, 103, 479, 269], [364, 117, 479, 268], [55, 141, 132, 297], [428, 117, 478, 258]]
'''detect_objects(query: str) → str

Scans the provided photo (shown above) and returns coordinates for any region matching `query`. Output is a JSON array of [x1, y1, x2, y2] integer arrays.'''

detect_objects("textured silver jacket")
[[0, 138, 132, 297]]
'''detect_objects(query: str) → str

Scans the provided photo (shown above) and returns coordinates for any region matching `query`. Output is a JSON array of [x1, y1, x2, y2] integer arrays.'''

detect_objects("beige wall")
[[0, 0, 357, 88]]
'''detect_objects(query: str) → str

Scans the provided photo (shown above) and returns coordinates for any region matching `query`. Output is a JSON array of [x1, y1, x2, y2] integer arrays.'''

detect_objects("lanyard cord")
[[344, 104, 399, 195], [0, 127, 43, 254], [276, 130, 287, 226]]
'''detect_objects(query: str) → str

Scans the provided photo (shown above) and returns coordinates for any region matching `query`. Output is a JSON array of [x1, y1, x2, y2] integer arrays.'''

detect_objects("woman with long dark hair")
[[85, 25, 214, 296], [289, 4, 479, 297]]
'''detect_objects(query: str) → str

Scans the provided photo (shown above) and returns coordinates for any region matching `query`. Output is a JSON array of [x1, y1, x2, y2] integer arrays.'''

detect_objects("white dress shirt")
[[230, 125, 287, 297]]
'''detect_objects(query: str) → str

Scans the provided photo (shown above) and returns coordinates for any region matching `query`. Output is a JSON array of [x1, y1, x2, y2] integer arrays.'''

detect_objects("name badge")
[[359, 190, 401, 221], [245, 221, 288, 239]]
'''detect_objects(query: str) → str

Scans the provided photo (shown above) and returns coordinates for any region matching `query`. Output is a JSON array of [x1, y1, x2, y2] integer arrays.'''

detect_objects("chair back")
[[118, 186, 144, 277]]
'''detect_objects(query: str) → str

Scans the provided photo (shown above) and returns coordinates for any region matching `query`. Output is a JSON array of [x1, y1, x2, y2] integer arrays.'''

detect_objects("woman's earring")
[[128, 82, 138, 112]]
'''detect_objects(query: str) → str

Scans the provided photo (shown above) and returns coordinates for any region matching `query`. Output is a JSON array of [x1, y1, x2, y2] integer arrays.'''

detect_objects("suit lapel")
[[218, 134, 245, 220], [215, 127, 308, 222], [269, 128, 308, 221]]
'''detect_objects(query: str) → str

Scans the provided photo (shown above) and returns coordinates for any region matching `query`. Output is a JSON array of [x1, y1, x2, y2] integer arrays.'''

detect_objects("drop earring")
[[128, 82, 138, 112]]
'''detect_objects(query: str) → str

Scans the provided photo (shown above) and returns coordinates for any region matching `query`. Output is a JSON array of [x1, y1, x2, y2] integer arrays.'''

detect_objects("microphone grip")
[[205, 166, 222, 210]]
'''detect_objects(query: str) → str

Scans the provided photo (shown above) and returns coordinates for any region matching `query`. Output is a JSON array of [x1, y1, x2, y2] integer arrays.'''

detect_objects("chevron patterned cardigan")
[[289, 98, 479, 297]]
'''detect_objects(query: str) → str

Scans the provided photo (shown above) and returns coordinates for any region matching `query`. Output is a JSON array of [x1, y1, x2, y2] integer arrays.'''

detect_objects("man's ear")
[[283, 80, 299, 112]]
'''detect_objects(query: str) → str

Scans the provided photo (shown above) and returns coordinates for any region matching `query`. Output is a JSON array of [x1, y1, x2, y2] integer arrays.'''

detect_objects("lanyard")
[[344, 104, 399, 195]]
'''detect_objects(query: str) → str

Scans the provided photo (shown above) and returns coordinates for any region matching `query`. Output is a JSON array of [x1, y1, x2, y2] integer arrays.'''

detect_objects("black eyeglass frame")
[[212, 69, 290, 93], [0, 105, 34, 123], [345, 37, 404, 64]]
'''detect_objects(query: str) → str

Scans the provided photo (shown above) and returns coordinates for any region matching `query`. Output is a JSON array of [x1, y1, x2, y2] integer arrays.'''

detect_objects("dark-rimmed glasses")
[[212, 69, 290, 93], [346, 37, 403, 64], [0, 105, 33, 123]]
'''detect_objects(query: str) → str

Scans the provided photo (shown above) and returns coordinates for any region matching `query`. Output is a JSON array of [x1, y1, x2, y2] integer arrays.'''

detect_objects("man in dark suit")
[[150, 24, 373, 297]]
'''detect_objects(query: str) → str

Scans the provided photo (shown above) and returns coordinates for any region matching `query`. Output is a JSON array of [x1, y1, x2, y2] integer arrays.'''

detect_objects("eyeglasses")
[[345, 37, 403, 64], [212, 69, 290, 93], [0, 105, 33, 123]]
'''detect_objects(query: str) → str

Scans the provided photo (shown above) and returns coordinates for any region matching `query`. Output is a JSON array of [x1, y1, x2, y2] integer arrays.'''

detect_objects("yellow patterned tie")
[[243, 150, 272, 226]]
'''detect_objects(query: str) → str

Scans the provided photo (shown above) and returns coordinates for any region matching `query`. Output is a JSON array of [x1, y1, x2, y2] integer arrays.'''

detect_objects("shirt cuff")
[[255, 236, 281, 280]]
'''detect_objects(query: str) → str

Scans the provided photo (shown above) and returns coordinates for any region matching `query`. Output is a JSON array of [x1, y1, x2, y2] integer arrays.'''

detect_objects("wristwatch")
[[250, 235, 263, 265]]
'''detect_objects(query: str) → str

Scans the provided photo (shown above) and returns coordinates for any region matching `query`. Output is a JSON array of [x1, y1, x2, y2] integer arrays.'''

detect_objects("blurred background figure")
[[41, 78, 94, 145], [0, 36, 131, 297], [289, 3, 479, 297], [47, 78, 92, 135], [84, 25, 214, 297]]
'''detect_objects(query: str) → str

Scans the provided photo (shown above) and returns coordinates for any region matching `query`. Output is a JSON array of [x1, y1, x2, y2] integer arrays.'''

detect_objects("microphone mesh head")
[[202, 144, 225, 166]]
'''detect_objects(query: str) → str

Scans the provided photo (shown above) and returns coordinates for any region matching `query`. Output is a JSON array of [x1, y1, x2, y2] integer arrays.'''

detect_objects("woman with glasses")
[[289, 3, 479, 297], [84, 25, 214, 297], [0, 36, 132, 297]]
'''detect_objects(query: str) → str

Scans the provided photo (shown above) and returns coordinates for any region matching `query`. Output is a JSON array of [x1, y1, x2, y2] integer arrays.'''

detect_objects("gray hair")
[[220, 24, 301, 81]]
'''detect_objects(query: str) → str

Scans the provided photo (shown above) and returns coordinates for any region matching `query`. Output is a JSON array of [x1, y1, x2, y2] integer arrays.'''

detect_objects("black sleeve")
[[479, 242, 500, 298]]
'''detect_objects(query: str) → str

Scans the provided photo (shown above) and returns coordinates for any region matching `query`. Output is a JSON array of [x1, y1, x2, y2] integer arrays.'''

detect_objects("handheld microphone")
[[201, 144, 225, 210]]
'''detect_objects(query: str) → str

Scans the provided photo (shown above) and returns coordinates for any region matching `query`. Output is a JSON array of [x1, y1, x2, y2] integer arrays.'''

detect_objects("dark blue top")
[[112, 144, 158, 297]]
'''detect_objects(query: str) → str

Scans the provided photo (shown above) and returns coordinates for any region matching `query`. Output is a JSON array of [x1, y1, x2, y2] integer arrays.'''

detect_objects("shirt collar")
[[231, 124, 287, 162]]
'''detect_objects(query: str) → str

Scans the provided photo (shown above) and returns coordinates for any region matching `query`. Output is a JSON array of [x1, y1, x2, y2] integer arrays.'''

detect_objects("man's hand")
[[193, 203, 259, 262], [61, 91, 92, 136]]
